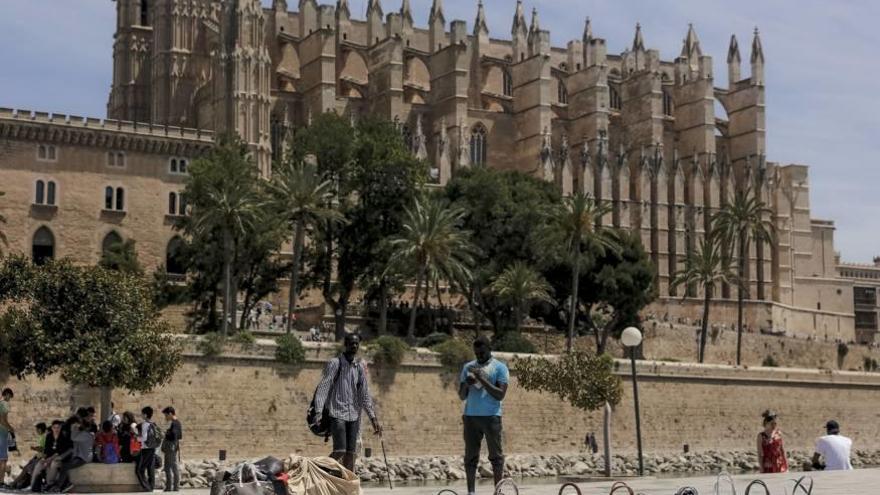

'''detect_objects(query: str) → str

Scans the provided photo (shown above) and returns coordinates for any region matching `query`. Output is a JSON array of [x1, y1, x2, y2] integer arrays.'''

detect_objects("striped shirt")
[[314, 356, 376, 422]]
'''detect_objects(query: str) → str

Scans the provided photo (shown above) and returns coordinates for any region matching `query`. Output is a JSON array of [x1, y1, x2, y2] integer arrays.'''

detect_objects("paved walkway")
[[362, 468, 878, 494]]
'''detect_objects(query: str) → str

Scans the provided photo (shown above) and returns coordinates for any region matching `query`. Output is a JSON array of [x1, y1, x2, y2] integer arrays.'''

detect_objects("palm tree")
[[712, 187, 775, 365], [388, 196, 477, 342], [671, 235, 736, 363], [542, 192, 618, 353], [270, 160, 344, 333], [489, 262, 554, 333]]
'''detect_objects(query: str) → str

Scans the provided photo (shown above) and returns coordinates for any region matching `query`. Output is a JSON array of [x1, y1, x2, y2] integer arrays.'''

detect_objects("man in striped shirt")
[[314, 334, 381, 472]]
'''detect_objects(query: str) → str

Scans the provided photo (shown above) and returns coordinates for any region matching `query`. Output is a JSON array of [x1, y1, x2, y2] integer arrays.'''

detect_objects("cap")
[[826, 420, 840, 432]]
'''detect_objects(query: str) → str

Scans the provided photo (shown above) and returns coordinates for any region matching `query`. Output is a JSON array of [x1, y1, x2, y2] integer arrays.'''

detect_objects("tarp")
[[284, 456, 361, 495]]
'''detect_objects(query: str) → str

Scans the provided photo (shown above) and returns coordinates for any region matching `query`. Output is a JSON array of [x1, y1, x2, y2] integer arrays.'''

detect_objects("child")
[[95, 420, 120, 464]]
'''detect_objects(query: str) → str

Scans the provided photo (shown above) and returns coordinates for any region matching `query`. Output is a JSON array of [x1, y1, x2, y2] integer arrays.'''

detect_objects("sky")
[[1, 0, 878, 262]]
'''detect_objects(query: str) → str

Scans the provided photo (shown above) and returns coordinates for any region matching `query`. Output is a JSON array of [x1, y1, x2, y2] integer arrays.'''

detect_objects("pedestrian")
[[136, 407, 161, 491], [118, 411, 139, 463], [812, 420, 853, 471], [161, 407, 182, 492], [313, 333, 381, 473], [757, 410, 788, 473], [30, 420, 70, 492], [48, 416, 94, 492], [0, 388, 14, 487], [458, 336, 509, 495]]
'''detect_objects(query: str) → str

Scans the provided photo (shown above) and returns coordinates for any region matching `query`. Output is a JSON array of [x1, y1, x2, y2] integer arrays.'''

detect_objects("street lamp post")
[[621, 326, 644, 476]]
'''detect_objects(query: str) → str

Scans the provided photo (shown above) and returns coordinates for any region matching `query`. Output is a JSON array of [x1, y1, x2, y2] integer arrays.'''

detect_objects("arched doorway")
[[166, 237, 186, 277], [32, 226, 55, 265], [102, 231, 123, 258]]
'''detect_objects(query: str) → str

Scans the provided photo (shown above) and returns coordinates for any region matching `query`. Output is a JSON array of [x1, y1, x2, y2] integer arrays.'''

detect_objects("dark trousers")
[[53, 457, 87, 490], [329, 418, 360, 472], [463, 415, 504, 493], [163, 443, 180, 491], [136, 448, 157, 491]]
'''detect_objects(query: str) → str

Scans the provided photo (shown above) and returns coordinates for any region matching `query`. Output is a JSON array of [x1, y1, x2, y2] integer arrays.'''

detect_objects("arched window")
[[662, 91, 674, 116], [179, 159, 187, 174], [140, 0, 149, 26], [47, 146, 56, 160], [115, 187, 125, 211], [168, 192, 177, 215], [38, 145, 47, 160], [104, 186, 114, 210], [503, 70, 513, 97], [170, 158, 178, 173], [35, 180, 45, 204], [609, 86, 622, 110], [166, 237, 186, 276], [179, 194, 188, 216], [470, 124, 488, 166], [32, 227, 55, 265], [557, 79, 568, 104], [47, 181, 56, 205], [102, 231, 123, 257]]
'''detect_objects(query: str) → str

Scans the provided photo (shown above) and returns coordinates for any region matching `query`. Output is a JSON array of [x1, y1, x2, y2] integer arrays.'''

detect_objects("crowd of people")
[[0, 389, 183, 493]]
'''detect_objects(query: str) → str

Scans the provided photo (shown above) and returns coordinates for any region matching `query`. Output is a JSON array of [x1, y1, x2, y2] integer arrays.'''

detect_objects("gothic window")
[[168, 192, 178, 216], [170, 159, 178, 173], [108, 151, 125, 167], [102, 231, 123, 258], [35, 180, 45, 205], [166, 237, 186, 276], [557, 79, 568, 104], [179, 159, 187, 174], [503, 70, 513, 97], [32, 227, 55, 266], [140, 0, 149, 26], [179, 193, 187, 216], [663, 91, 674, 116], [609, 86, 622, 110], [47, 181, 56, 205], [470, 124, 488, 166], [47, 145, 56, 160], [115, 187, 125, 211], [37, 144, 57, 161], [169, 157, 188, 174], [104, 186, 114, 210]]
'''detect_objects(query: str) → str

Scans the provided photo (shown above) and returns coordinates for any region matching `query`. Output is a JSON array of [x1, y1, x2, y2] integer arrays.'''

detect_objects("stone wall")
[[4, 343, 880, 463]]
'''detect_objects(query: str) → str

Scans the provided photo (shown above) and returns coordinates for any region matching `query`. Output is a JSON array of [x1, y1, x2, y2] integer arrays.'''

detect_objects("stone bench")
[[68, 463, 141, 493]]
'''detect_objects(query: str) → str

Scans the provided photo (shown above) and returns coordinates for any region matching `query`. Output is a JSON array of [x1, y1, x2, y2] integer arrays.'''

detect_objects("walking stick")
[[379, 431, 393, 490]]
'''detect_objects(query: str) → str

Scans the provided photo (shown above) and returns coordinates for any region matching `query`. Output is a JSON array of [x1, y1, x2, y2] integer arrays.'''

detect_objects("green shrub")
[[494, 332, 537, 354], [275, 334, 306, 365], [762, 355, 779, 367], [232, 331, 256, 349], [419, 332, 451, 348], [433, 339, 473, 370], [370, 335, 410, 368], [198, 332, 227, 357]]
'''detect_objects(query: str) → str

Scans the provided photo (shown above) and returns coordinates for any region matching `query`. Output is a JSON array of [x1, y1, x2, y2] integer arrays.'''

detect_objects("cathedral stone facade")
[[0, 0, 872, 343]]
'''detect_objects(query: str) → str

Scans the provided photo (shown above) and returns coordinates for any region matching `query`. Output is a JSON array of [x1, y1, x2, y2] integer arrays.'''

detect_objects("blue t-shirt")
[[460, 358, 509, 417]]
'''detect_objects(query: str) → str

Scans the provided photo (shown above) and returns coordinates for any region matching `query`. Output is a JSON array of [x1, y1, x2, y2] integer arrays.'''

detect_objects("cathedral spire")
[[367, 0, 383, 17], [751, 27, 765, 64], [583, 17, 592, 43], [681, 23, 702, 58], [512, 0, 526, 33], [401, 0, 412, 24], [429, 0, 444, 23], [632, 22, 645, 52], [336, 0, 350, 18], [474, 0, 488, 36], [727, 34, 741, 86], [529, 7, 540, 35]]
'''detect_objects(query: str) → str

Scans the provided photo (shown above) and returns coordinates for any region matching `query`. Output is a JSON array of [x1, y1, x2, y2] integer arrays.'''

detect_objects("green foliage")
[[0, 254, 35, 302], [419, 332, 452, 348], [432, 339, 473, 370], [100, 238, 144, 276], [762, 355, 779, 367], [275, 334, 306, 365], [151, 268, 190, 309], [493, 331, 537, 354], [0, 260, 181, 393], [197, 332, 227, 357], [489, 262, 554, 332], [231, 331, 256, 349], [369, 335, 410, 368], [515, 351, 623, 411]]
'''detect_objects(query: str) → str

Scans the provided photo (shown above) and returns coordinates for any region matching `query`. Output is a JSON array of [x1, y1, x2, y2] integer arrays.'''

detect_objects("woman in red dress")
[[757, 410, 789, 473]]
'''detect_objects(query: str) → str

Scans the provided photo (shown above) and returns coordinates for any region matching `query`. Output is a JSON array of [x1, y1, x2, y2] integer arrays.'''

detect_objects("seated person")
[[9, 423, 48, 489], [46, 417, 94, 492], [31, 420, 71, 492], [812, 420, 853, 471], [95, 421, 120, 464]]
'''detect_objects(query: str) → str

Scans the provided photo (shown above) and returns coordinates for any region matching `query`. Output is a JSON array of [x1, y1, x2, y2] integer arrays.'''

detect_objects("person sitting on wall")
[[95, 421, 121, 464], [812, 420, 853, 471]]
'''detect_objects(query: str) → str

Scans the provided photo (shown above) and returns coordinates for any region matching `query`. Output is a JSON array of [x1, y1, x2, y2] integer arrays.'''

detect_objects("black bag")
[[254, 457, 284, 477], [306, 358, 342, 438]]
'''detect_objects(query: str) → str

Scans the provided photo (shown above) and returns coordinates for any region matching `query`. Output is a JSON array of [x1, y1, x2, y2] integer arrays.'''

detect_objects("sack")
[[145, 422, 164, 449], [306, 359, 343, 438], [254, 457, 284, 477], [216, 464, 274, 495], [283, 455, 360, 495]]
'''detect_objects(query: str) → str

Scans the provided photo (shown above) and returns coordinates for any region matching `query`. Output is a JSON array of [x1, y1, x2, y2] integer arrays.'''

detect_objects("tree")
[[671, 235, 736, 363], [488, 262, 554, 334], [269, 159, 342, 333], [444, 168, 561, 334], [183, 136, 265, 335], [0, 260, 181, 422], [0, 191, 8, 256], [100, 238, 144, 276], [540, 193, 618, 352], [388, 196, 476, 342], [515, 351, 623, 412], [712, 187, 774, 365]]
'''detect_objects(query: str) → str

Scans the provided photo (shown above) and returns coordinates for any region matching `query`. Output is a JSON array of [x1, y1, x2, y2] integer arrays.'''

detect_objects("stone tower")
[[107, 0, 154, 123]]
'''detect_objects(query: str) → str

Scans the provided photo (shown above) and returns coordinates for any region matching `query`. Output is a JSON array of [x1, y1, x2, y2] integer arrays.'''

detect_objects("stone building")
[[0, 0, 868, 341]]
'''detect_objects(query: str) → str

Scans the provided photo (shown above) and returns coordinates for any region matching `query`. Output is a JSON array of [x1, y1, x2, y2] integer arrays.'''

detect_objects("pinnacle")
[[727, 34, 741, 63], [751, 26, 764, 63], [632, 22, 645, 52]]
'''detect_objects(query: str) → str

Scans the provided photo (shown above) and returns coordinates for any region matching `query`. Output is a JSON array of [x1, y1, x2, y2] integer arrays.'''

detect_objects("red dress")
[[760, 430, 789, 473]]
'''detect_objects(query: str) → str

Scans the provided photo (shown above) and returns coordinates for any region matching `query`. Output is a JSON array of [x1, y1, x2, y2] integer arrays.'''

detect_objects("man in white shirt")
[[812, 420, 853, 471]]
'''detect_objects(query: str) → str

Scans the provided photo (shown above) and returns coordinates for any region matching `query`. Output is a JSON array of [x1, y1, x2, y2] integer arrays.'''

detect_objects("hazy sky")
[[1, 0, 878, 262]]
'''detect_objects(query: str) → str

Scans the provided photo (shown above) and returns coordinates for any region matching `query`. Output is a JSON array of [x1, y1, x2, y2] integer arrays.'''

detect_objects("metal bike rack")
[[714, 471, 737, 495], [789, 475, 813, 495], [435, 490, 460, 495], [494, 478, 520, 495], [744, 480, 770, 495], [675, 487, 700, 495], [608, 481, 635, 494], [558, 482, 583, 495]]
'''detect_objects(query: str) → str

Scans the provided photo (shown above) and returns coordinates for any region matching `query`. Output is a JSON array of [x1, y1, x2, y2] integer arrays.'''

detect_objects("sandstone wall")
[[4, 344, 880, 463]]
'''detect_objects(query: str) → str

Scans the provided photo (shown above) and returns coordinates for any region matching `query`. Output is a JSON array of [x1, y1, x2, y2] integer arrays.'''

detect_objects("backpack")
[[102, 442, 120, 464], [145, 422, 164, 449]]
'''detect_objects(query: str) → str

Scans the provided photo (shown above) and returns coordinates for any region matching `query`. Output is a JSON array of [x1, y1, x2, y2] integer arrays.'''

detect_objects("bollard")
[[743, 480, 770, 495], [603, 402, 613, 477], [558, 482, 583, 495]]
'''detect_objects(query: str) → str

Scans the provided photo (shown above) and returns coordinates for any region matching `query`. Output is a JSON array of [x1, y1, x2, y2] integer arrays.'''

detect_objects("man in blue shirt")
[[459, 336, 509, 495]]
